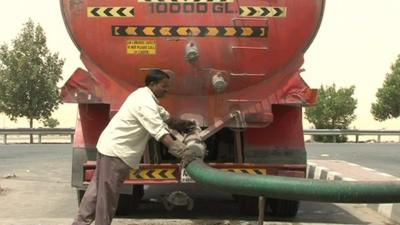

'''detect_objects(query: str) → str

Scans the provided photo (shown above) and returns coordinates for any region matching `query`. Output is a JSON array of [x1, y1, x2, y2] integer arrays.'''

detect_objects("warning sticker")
[[127, 40, 156, 55], [116, 26, 267, 38], [180, 168, 195, 183]]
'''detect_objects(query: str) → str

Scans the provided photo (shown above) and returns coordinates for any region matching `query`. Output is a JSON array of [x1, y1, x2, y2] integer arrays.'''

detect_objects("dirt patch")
[[3, 173, 17, 179], [0, 184, 7, 195]]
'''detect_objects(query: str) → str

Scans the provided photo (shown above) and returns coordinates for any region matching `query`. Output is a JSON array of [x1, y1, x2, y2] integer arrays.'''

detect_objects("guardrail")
[[0, 128, 399, 144], [304, 129, 400, 143], [0, 128, 74, 144]]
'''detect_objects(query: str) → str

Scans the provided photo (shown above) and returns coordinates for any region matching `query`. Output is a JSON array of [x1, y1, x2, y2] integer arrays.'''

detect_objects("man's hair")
[[145, 69, 170, 86]]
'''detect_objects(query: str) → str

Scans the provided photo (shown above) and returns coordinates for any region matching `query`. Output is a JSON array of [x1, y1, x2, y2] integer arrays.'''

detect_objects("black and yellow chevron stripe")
[[138, 0, 233, 3], [112, 26, 267, 38], [222, 168, 267, 175], [239, 6, 286, 17], [129, 169, 176, 179], [87, 7, 135, 17]]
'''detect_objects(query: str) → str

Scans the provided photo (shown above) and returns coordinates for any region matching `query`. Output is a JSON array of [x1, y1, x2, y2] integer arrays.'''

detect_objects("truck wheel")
[[77, 190, 85, 204], [76, 185, 145, 215], [268, 198, 299, 218], [133, 184, 144, 199], [115, 194, 134, 215], [235, 195, 259, 216], [77, 190, 132, 215], [115, 185, 144, 215]]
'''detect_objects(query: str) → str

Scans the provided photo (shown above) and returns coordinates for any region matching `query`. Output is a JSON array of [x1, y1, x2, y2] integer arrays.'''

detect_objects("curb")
[[307, 162, 400, 224]]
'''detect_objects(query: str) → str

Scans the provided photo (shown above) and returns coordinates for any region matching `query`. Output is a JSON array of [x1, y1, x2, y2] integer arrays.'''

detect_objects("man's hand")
[[167, 140, 187, 158], [180, 144, 206, 168]]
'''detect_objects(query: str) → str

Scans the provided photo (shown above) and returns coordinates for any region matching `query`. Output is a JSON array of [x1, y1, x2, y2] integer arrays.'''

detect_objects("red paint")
[[60, 0, 325, 182], [83, 162, 306, 183], [244, 105, 305, 149], [61, 0, 324, 126], [74, 104, 110, 148]]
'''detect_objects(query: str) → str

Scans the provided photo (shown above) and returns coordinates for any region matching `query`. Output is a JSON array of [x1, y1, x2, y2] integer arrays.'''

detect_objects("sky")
[[0, 0, 399, 130]]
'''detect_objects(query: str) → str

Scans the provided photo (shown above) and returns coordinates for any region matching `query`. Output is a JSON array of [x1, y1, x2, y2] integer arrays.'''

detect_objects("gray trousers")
[[72, 152, 131, 225]]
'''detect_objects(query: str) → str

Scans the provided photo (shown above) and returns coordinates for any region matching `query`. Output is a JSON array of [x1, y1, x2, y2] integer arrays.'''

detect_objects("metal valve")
[[184, 42, 199, 63], [212, 73, 228, 93]]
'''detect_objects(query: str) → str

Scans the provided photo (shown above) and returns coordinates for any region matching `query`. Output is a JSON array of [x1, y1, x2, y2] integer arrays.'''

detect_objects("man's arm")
[[161, 132, 205, 167], [165, 118, 196, 134], [160, 134, 174, 146], [160, 134, 187, 158]]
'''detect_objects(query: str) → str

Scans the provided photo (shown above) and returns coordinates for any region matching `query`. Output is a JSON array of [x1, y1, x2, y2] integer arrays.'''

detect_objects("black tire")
[[115, 194, 135, 215], [268, 198, 299, 218], [76, 185, 145, 216], [235, 195, 259, 216], [133, 184, 145, 200], [115, 185, 144, 215], [77, 189, 85, 204]]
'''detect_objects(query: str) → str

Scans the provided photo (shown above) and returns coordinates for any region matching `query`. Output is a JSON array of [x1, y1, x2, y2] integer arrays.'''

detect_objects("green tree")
[[42, 117, 60, 128], [0, 19, 64, 143], [305, 84, 357, 142], [371, 55, 400, 121]]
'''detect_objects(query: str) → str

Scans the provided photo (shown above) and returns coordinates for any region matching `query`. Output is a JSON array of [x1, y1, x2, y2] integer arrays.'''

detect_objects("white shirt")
[[97, 87, 170, 169]]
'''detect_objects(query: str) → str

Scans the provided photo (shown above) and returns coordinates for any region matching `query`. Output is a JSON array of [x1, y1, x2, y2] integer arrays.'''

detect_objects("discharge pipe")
[[185, 158, 400, 203], [180, 120, 400, 204]]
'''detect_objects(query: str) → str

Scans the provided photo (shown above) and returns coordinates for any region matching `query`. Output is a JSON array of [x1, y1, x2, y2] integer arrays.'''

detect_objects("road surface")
[[0, 144, 398, 224]]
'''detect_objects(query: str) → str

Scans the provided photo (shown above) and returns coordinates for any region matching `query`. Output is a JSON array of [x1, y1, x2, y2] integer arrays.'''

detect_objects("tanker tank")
[[60, 0, 325, 217]]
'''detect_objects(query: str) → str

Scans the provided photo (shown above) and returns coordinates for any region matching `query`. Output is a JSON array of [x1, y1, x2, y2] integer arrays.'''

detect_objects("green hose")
[[185, 159, 400, 203]]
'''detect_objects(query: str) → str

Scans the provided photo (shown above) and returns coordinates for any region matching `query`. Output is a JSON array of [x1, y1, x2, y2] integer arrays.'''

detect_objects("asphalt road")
[[306, 143, 400, 177], [0, 143, 398, 224], [0, 144, 75, 218]]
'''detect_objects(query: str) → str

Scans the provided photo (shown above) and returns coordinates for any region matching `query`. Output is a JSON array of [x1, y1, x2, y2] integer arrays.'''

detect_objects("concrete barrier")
[[307, 160, 400, 223]]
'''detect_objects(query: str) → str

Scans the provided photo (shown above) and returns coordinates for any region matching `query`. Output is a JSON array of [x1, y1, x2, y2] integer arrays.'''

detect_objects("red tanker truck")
[[60, 0, 325, 217]]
